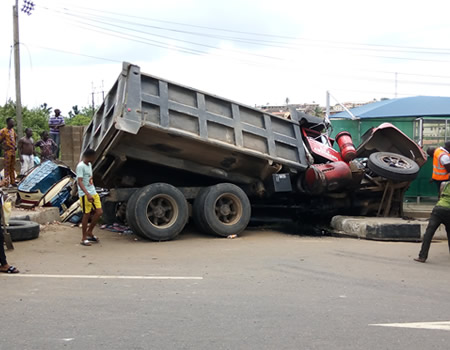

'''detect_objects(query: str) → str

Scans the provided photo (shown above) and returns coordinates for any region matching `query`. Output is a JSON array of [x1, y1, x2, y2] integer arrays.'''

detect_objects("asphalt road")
[[1, 224, 450, 350]]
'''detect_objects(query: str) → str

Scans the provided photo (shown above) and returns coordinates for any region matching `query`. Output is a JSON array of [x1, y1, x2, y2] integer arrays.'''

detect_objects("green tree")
[[0, 100, 50, 139], [313, 106, 324, 118], [66, 105, 94, 126]]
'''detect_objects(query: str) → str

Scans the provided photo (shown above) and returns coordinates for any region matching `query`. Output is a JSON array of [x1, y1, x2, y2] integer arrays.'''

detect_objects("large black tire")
[[125, 189, 144, 237], [102, 200, 122, 225], [193, 183, 251, 237], [368, 152, 420, 182], [132, 183, 189, 241], [192, 187, 210, 234], [5, 220, 40, 241]]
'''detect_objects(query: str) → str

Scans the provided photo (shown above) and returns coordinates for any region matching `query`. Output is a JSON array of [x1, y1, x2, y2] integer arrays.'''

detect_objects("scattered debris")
[[100, 223, 133, 235]]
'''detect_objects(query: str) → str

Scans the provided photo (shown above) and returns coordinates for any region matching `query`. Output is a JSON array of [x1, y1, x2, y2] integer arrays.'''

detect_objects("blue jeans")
[[50, 133, 60, 158]]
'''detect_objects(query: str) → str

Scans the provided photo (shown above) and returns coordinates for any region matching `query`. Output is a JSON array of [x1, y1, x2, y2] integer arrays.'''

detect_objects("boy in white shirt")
[[76, 149, 103, 246]]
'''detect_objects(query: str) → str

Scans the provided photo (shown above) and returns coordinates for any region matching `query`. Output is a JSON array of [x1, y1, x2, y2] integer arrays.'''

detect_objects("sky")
[[1, 0, 450, 115]]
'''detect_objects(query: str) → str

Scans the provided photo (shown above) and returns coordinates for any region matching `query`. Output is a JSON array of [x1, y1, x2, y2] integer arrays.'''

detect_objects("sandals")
[[81, 236, 99, 246], [0, 265, 20, 274]]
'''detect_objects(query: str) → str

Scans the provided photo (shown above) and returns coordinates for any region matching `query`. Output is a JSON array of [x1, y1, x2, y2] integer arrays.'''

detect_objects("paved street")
[[2, 224, 450, 350]]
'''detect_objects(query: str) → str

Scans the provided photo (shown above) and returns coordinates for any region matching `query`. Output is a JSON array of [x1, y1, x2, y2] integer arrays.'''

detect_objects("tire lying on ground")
[[368, 151, 420, 182], [4, 220, 40, 241], [193, 183, 251, 237], [129, 183, 189, 241]]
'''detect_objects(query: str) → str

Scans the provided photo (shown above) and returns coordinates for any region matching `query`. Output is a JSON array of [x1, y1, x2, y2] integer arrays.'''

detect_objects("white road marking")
[[4, 274, 203, 280], [370, 321, 450, 331]]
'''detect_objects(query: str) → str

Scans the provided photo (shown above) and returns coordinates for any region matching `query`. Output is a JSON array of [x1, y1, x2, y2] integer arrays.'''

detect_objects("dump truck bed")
[[82, 63, 309, 188]]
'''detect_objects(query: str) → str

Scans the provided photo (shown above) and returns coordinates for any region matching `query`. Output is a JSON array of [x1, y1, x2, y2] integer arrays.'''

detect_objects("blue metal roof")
[[331, 96, 450, 119]]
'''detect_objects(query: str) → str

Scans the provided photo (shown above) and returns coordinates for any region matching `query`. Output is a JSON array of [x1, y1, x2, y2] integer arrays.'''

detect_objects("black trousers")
[[0, 229, 7, 266], [419, 206, 450, 259]]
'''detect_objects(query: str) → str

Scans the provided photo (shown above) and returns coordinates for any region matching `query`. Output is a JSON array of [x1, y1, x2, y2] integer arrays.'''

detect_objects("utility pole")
[[13, 0, 23, 137], [395, 72, 398, 98]]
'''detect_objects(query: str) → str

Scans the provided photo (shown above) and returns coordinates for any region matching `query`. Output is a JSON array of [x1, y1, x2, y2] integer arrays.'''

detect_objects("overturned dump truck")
[[82, 62, 427, 241]]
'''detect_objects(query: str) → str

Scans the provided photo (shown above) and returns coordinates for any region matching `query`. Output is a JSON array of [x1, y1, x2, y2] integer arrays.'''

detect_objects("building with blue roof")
[[331, 96, 450, 199]]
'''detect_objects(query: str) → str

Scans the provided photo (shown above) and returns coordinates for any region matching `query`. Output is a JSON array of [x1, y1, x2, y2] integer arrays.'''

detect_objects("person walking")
[[0, 118, 17, 187], [414, 181, 450, 263], [77, 148, 103, 246], [18, 128, 35, 177], [35, 131, 57, 162], [48, 109, 65, 158], [431, 142, 450, 191]]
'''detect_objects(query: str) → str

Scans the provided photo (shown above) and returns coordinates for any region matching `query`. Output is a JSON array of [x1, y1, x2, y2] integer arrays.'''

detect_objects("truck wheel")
[[5, 220, 40, 241], [102, 200, 124, 224], [133, 183, 188, 241], [125, 189, 144, 237], [192, 188, 209, 234], [194, 183, 251, 237], [368, 152, 420, 182]]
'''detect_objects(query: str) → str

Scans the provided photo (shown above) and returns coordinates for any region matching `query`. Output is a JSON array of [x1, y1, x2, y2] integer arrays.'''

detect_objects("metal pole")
[[13, 0, 23, 138], [325, 90, 330, 118], [395, 72, 398, 98]]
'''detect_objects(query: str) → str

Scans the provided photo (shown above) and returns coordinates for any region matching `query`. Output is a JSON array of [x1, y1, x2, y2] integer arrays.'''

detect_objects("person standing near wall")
[[48, 109, 65, 158], [18, 128, 35, 177], [431, 142, 450, 191], [0, 118, 17, 187], [35, 131, 57, 162]]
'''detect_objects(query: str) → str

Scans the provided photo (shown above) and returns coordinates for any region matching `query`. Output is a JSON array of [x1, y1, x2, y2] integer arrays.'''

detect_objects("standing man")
[[48, 109, 64, 158], [35, 131, 57, 162], [0, 118, 17, 187], [77, 148, 102, 246], [18, 128, 35, 177], [0, 230, 19, 273], [431, 142, 450, 191], [414, 181, 450, 263]]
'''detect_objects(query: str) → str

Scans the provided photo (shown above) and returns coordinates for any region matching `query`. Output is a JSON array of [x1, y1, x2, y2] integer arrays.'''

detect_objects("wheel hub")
[[219, 204, 231, 216], [154, 206, 165, 218]]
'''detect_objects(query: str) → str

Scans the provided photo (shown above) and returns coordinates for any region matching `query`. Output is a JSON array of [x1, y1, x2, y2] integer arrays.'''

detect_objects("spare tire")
[[4, 220, 40, 241], [132, 183, 188, 241], [368, 152, 420, 182], [193, 183, 251, 237]]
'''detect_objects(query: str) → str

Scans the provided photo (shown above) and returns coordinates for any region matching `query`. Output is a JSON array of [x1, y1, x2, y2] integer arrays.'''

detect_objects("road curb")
[[331, 216, 447, 241], [11, 207, 61, 225]]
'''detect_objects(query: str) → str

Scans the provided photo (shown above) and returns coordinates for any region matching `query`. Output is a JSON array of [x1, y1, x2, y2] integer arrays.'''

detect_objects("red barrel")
[[335, 131, 356, 162], [303, 161, 353, 195]]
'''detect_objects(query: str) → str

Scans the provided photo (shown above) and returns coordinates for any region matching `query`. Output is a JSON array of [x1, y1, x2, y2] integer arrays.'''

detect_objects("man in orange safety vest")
[[431, 142, 450, 191]]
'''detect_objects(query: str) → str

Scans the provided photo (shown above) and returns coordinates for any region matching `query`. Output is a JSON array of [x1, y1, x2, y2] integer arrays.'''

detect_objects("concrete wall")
[[60, 126, 85, 171]]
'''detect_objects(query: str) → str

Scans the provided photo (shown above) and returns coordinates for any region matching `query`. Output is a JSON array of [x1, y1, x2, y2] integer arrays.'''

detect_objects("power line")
[[38, 5, 450, 66], [36, 1, 450, 53], [26, 44, 122, 63]]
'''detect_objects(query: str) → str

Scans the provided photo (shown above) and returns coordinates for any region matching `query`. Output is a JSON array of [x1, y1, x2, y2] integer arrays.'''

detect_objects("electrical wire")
[[36, 0, 450, 53], [19, 1, 450, 99], [37, 4, 450, 66]]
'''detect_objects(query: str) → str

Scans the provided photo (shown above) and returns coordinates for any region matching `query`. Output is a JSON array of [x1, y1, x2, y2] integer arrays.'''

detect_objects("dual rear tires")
[[193, 183, 251, 237], [126, 183, 250, 241], [126, 183, 188, 241]]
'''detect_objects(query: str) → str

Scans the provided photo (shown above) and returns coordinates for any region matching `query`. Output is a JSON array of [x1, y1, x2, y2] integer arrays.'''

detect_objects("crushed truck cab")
[[81, 62, 426, 241]]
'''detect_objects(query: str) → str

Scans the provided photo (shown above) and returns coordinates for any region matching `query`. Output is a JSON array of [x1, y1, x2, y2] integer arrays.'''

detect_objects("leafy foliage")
[[66, 105, 94, 126], [0, 100, 50, 139]]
